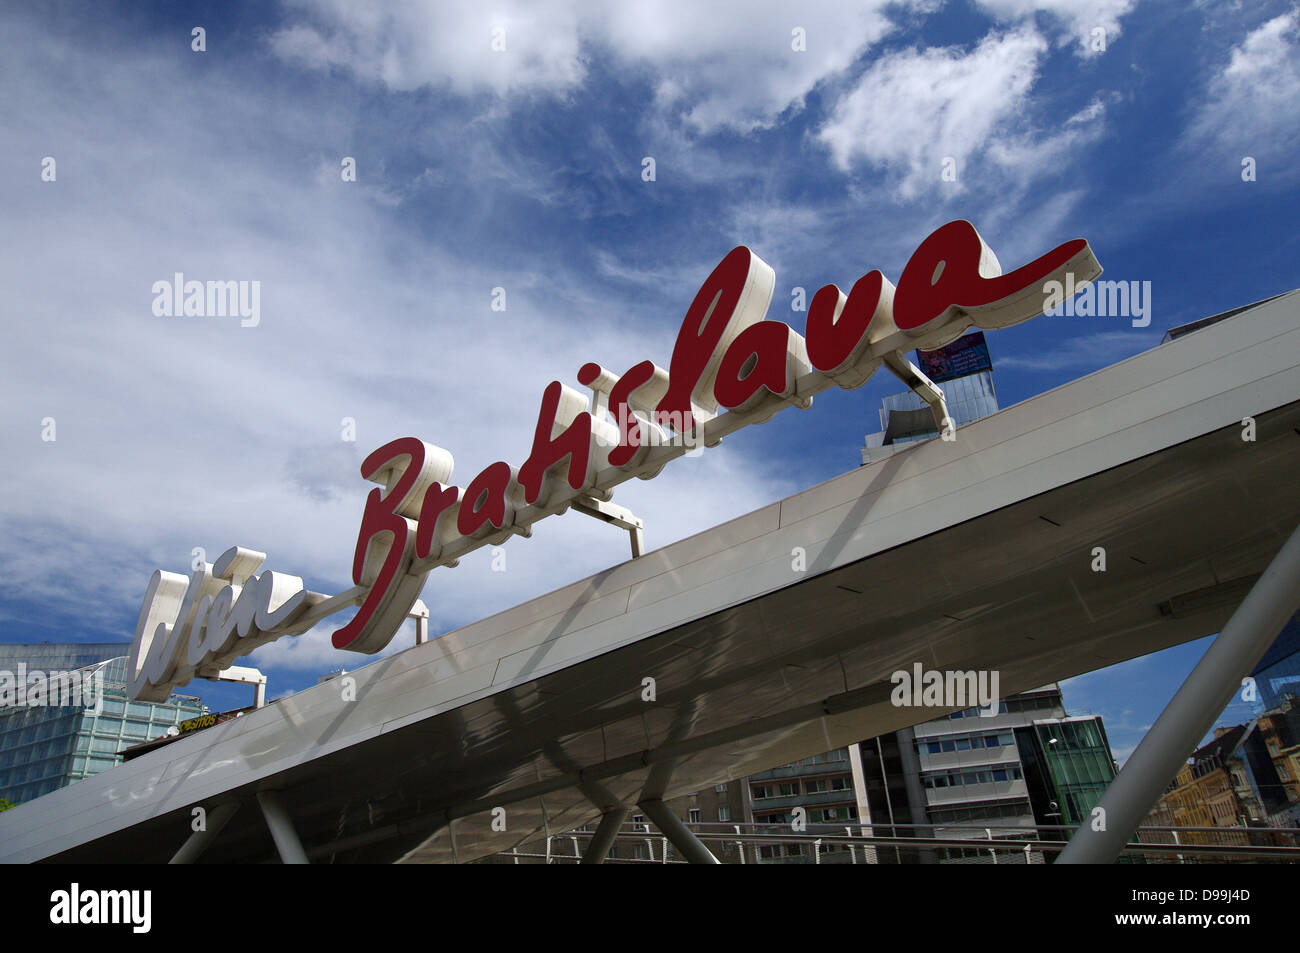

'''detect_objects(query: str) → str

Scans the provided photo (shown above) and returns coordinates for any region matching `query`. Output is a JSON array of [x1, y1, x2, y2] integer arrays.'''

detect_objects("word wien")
[[128, 220, 1099, 700], [129, 545, 337, 701]]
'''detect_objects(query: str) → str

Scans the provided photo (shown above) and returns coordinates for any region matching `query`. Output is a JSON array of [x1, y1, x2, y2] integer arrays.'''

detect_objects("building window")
[[714, 783, 727, 792], [689, 809, 701, 823], [718, 807, 731, 822]]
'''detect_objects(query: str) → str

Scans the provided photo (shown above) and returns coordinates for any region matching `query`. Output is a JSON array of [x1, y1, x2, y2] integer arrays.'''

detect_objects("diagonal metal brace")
[[883, 351, 953, 436], [571, 496, 645, 558]]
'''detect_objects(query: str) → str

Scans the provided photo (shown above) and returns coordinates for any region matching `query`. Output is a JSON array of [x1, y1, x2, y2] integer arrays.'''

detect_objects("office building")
[[1250, 613, 1300, 712], [743, 749, 860, 863], [758, 335, 1122, 863], [0, 643, 205, 806], [862, 329, 998, 465], [851, 685, 1117, 862]]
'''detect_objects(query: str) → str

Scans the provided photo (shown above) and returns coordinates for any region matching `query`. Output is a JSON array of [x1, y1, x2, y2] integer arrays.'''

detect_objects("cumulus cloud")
[[816, 28, 1050, 198], [973, 0, 1137, 54], [271, 0, 587, 95], [269, 1, 1140, 135], [599, 1, 901, 132], [271, 0, 910, 131], [1185, 11, 1300, 166]]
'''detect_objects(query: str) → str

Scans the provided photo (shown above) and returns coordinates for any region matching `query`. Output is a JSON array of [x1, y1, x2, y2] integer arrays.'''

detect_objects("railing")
[[489, 820, 1300, 864]]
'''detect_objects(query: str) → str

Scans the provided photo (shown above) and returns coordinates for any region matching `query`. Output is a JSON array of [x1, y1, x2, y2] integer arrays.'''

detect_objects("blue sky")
[[2, 0, 1298, 765]]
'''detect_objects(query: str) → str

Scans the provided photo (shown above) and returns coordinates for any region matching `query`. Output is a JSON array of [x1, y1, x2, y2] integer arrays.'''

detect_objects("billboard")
[[916, 330, 992, 383]]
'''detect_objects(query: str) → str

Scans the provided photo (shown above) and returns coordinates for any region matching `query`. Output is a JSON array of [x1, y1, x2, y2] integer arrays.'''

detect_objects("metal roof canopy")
[[3, 291, 1298, 864]]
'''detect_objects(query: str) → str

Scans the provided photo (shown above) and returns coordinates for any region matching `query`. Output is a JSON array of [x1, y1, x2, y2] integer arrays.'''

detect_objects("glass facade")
[[0, 645, 205, 806], [1251, 612, 1300, 712], [1015, 718, 1117, 826], [1, 642, 135, 673], [878, 367, 999, 438], [862, 333, 1000, 464]]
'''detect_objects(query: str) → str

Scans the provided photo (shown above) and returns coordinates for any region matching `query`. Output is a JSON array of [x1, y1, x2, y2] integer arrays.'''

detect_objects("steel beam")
[[637, 799, 719, 864], [169, 800, 239, 864], [256, 790, 309, 865], [580, 808, 629, 864], [1058, 522, 1300, 864]]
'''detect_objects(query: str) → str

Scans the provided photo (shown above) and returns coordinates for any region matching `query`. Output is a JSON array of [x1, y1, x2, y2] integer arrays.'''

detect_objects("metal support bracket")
[[196, 665, 267, 709], [883, 351, 952, 437], [257, 790, 310, 864], [410, 599, 430, 645], [572, 495, 645, 558], [169, 800, 240, 864]]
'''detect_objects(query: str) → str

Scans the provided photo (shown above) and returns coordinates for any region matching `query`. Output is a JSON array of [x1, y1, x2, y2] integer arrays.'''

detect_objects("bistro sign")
[[128, 220, 1100, 701]]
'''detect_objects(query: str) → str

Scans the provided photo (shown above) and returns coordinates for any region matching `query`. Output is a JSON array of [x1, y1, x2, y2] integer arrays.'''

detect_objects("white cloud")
[[271, 0, 912, 131], [1185, 11, 1300, 163], [267, 1, 1146, 138], [816, 28, 1049, 198], [973, 0, 1137, 54], [269, 1, 1140, 133], [271, 0, 586, 95], [982, 95, 1113, 176], [599, 1, 901, 132]]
